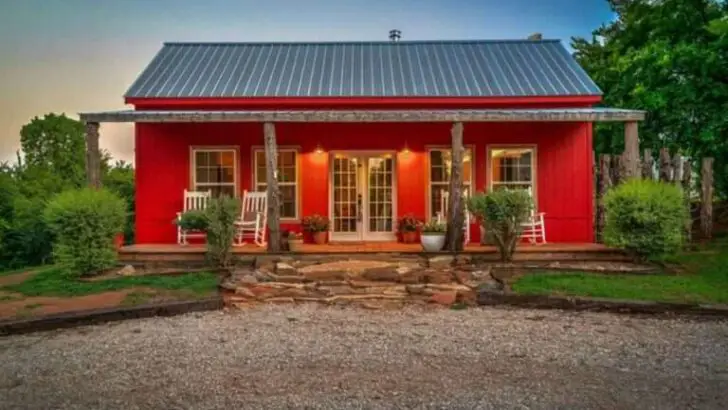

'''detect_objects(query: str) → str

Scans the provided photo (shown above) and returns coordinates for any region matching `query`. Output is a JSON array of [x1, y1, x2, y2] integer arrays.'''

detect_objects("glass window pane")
[[220, 151, 234, 167], [195, 151, 208, 167], [195, 168, 209, 184]]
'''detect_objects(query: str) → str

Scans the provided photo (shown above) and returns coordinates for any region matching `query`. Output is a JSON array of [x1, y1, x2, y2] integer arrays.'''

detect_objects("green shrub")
[[468, 189, 532, 262], [204, 196, 240, 268], [44, 188, 126, 276], [176, 210, 209, 231], [604, 179, 688, 259]]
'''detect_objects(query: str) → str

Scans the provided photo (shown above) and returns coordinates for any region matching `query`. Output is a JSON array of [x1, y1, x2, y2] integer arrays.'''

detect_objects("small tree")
[[204, 196, 240, 268], [604, 179, 688, 260], [44, 188, 126, 276], [468, 189, 532, 262]]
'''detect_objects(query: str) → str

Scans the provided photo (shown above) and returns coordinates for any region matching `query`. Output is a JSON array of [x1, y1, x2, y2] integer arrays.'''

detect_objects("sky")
[[0, 0, 614, 164]]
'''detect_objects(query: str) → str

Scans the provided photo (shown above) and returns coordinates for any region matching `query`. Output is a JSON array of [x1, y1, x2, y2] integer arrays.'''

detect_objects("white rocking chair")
[[234, 190, 267, 247], [520, 187, 546, 244], [436, 189, 471, 245], [177, 189, 212, 245]]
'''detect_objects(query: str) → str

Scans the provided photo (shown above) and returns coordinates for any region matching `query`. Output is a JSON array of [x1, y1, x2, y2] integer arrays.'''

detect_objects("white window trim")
[[425, 145, 475, 220], [190, 146, 239, 197], [486, 144, 538, 208], [252, 146, 300, 221]]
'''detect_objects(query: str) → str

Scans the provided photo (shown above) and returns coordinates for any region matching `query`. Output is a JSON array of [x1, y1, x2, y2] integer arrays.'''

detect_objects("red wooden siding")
[[134, 121, 594, 244]]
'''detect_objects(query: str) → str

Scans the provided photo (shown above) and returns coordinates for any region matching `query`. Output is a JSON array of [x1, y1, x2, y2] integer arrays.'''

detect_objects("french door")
[[330, 152, 396, 241]]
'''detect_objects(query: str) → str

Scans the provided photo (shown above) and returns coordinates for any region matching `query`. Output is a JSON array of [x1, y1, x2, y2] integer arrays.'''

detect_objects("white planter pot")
[[420, 233, 446, 252]]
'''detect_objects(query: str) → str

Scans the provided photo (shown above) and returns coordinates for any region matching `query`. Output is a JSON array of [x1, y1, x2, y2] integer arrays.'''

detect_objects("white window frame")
[[252, 146, 300, 221], [486, 144, 538, 207], [426, 146, 475, 220], [190, 146, 239, 197]]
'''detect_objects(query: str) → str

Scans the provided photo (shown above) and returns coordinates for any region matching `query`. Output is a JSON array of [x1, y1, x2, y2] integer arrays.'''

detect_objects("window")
[[254, 149, 298, 219], [489, 147, 535, 192], [192, 148, 237, 197], [428, 148, 473, 219]]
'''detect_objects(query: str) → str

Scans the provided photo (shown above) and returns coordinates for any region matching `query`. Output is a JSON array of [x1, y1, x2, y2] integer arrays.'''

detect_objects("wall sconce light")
[[314, 143, 324, 154], [402, 141, 410, 155]]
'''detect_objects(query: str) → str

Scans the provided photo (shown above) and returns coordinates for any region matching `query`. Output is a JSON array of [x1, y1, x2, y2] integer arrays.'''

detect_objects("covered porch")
[[80, 107, 646, 252]]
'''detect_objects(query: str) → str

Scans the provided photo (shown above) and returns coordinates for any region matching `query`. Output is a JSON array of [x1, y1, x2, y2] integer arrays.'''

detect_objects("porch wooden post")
[[624, 121, 640, 179], [85, 121, 101, 189], [700, 157, 714, 239], [263, 122, 282, 252], [445, 122, 465, 252]]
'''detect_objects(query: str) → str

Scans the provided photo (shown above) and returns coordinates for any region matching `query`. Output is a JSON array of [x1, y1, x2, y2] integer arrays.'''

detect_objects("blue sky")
[[0, 0, 613, 162]]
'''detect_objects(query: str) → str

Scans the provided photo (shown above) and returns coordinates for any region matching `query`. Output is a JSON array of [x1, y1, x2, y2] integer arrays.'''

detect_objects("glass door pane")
[[367, 156, 394, 234], [332, 156, 359, 234]]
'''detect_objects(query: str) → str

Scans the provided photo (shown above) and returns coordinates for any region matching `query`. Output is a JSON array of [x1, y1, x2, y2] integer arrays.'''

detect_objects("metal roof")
[[124, 40, 602, 99], [79, 108, 644, 123]]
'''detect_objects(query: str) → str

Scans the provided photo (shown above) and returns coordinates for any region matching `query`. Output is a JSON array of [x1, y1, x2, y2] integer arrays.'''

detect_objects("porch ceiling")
[[79, 108, 645, 123]]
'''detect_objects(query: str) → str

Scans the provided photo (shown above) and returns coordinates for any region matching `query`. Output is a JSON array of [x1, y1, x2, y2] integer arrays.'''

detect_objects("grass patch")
[[3, 268, 219, 298], [512, 238, 728, 305], [0, 265, 55, 277], [121, 291, 154, 306]]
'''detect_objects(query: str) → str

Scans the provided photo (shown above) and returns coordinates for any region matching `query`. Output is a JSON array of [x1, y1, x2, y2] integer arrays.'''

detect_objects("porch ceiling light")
[[314, 143, 324, 154]]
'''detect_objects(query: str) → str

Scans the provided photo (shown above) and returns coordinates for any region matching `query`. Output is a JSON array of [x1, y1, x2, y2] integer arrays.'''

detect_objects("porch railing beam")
[[263, 122, 282, 252], [85, 121, 102, 189], [445, 122, 465, 252]]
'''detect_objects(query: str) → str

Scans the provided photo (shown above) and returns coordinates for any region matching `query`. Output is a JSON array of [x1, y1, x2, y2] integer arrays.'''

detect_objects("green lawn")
[[512, 238, 728, 304], [2, 268, 219, 298], [0, 265, 55, 277]]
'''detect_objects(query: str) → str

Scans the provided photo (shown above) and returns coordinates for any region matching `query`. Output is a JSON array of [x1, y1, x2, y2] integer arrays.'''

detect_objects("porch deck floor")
[[119, 242, 612, 255]]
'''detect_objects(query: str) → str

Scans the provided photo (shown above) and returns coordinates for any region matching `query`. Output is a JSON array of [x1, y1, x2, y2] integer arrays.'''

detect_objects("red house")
[[81, 36, 645, 247]]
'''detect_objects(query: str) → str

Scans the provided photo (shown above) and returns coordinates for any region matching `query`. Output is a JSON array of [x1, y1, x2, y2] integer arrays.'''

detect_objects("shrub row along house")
[[80, 33, 645, 250]]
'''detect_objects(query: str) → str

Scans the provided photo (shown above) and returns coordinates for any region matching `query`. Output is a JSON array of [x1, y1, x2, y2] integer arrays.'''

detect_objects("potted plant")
[[174, 210, 209, 231], [419, 219, 446, 252], [397, 213, 420, 243], [302, 214, 330, 244], [288, 231, 304, 252]]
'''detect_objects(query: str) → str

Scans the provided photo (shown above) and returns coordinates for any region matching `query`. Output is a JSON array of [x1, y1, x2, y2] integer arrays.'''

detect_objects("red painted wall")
[[135, 120, 594, 244]]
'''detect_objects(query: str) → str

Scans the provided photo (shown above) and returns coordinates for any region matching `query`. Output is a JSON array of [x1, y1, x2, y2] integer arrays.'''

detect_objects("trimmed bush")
[[44, 188, 126, 276], [468, 189, 532, 262], [604, 179, 688, 259], [204, 196, 240, 268], [176, 210, 209, 231]]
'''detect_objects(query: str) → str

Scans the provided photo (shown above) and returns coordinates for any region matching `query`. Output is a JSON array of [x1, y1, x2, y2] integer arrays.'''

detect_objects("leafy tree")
[[572, 0, 728, 197], [20, 113, 87, 188]]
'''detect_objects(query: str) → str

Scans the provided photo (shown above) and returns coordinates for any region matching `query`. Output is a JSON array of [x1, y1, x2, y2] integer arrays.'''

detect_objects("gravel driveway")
[[1, 305, 727, 409]]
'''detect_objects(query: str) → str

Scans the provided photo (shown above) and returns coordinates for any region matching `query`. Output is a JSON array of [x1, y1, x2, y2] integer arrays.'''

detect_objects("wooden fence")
[[594, 148, 714, 243]]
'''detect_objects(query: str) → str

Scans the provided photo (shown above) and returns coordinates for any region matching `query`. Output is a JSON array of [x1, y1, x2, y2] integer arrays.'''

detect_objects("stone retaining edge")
[[478, 291, 728, 318], [0, 297, 224, 337]]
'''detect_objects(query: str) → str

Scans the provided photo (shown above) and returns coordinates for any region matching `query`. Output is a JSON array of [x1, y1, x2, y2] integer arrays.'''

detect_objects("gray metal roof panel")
[[124, 40, 602, 98]]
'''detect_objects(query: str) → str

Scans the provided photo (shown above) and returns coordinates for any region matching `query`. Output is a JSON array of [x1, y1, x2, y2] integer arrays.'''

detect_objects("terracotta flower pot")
[[401, 231, 417, 244], [113, 233, 125, 250], [312, 231, 327, 245]]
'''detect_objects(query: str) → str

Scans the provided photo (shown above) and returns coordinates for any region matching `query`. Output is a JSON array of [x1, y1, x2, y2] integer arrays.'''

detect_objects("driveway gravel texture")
[[1, 305, 727, 410]]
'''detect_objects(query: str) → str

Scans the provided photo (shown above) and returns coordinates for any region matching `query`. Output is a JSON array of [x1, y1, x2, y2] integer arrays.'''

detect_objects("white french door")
[[330, 152, 396, 241]]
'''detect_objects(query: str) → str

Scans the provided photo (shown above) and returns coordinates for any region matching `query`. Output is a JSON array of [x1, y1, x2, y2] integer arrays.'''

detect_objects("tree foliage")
[[0, 114, 135, 270], [572, 0, 728, 197]]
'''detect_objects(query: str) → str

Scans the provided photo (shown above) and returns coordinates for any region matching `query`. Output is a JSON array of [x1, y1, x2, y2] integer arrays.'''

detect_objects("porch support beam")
[[624, 121, 640, 179], [79, 108, 647, 124], [263, 122, 281, 252], [445, 122, 465, 252], [85, 121, 101, 189]]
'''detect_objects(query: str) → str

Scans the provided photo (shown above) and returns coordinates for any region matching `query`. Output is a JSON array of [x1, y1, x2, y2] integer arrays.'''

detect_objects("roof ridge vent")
[[389, 29, 401, 42], [528, 32, 543, 40]]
